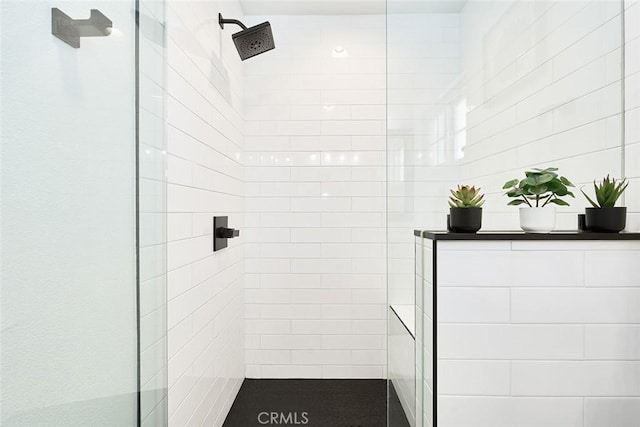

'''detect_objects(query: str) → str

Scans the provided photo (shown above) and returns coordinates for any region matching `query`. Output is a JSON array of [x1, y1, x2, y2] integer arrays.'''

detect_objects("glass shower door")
[[0, 1, 165, 424]]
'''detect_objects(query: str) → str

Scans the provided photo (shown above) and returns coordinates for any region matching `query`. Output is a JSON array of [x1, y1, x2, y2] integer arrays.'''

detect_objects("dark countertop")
[[414, 230, 640, 240]]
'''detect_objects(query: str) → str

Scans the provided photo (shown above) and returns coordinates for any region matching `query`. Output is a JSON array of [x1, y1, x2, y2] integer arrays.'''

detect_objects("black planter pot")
[[585, 207, 627, 232], [449, 208, 482, 233]]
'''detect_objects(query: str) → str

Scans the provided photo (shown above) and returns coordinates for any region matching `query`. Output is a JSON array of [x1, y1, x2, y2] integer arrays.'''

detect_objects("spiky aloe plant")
[[581, 175, 628, 208], [449, 185, 485, 208]]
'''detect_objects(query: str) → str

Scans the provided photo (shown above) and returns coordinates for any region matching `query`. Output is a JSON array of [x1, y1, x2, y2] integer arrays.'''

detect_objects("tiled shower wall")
[[389, 0, 629, 233], [166, 1, 245, 425], [242, 15, 388, 379], [458, 0, 627, 230]]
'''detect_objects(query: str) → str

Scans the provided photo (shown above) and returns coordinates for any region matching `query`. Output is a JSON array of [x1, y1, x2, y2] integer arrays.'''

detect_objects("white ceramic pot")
[[519, 207, 556, 233]]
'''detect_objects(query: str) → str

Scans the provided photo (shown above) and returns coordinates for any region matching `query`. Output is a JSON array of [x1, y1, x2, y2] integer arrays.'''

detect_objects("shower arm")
[[218, 13, 247, 31]]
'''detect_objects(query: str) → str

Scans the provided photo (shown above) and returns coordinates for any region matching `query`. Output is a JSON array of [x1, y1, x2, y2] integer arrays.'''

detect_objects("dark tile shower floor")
[[223, 379, 410, 427]]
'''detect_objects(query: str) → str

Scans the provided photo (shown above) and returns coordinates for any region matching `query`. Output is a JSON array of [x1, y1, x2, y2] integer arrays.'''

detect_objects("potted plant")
[[448, 185, 484, 233], [503, 167, 574, 233], [581, 175, 628, 232]]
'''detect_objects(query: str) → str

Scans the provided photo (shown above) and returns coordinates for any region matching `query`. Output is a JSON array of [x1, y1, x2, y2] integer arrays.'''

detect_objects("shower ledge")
[[414, 229, 640, 240]]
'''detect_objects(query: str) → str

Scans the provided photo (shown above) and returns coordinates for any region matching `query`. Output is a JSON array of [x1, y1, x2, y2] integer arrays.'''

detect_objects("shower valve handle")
[[216, 227, 240, 239], [213, 216, 239, 251]]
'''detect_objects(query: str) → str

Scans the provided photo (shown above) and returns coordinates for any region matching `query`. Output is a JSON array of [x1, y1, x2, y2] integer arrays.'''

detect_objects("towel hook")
[[51, 8, 112, 48]]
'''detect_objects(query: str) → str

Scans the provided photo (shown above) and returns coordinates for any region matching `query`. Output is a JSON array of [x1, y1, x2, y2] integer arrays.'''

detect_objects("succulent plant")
[[503, 167, 574, 207], [581, 175, 628, 208], [449, 185, 485, 208]]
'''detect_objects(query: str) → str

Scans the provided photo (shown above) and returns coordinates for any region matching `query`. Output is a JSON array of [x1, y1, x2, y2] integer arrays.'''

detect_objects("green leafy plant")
[[503, 167, 574, 207], [581, 175, 628, 208], [449, 185, 485, 208]]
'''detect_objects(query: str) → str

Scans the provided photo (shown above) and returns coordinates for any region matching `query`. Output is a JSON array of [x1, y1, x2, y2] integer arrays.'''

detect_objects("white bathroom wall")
[[165, 0, 245, 425], [1, 1, 138, 424], [626, 0, 640, 230], [458, 0, 625, 230], [242, 15, 387, 379]]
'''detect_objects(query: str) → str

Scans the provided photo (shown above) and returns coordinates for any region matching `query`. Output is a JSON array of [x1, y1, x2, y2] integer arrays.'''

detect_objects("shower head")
[[219, 13, 275, 61]]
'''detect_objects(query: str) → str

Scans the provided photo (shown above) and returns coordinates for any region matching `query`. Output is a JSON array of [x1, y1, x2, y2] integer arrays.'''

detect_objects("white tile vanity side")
[[430, 239, 640, 427]]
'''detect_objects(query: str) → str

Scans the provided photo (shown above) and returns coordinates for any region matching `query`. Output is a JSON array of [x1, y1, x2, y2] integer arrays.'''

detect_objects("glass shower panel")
[[387, 0, 624, 426], [138, 1, 168, 426], [0, 1, 167, 425]]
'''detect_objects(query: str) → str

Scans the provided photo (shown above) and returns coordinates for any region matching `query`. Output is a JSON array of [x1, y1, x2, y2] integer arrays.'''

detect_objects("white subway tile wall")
[[458, 0, 627, 231], [431, 240, 640, 427], [166, 1, 245, 425], [391, 0, 631, 235], [243, 15, 387, 379]]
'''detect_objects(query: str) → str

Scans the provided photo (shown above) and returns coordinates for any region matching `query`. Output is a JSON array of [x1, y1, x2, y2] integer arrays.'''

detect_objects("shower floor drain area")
[[223, 379, 409, 427]]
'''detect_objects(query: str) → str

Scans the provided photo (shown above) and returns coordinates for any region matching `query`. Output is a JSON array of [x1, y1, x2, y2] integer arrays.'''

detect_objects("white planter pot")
[[519, 207, 556, 233]]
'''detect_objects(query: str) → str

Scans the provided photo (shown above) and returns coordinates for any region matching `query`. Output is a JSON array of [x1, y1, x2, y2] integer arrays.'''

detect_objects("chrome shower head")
[[219, 13, 275, 61]]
